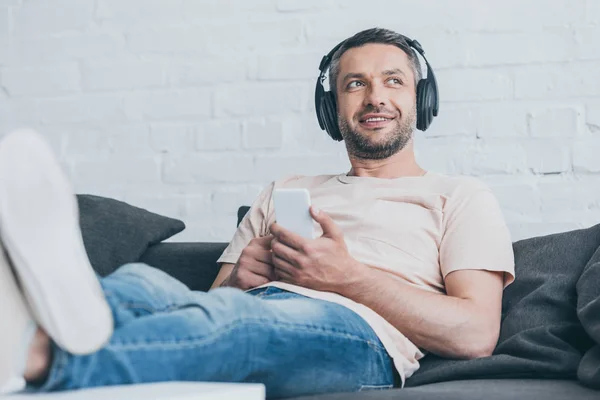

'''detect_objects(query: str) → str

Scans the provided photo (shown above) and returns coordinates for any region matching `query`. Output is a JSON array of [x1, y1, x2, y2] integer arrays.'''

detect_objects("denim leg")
[[36, 264, 395, 398]]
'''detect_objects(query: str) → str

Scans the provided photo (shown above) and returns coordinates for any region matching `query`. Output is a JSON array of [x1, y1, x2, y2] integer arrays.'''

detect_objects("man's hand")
[[270, 206, 367, 292], [223, 235, 276, 290]]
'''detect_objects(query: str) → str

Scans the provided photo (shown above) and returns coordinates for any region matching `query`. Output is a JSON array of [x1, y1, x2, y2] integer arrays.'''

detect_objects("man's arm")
[[269, 206, 509, 360], [338, 267, 504, 359], [210, 263, 234, 290]]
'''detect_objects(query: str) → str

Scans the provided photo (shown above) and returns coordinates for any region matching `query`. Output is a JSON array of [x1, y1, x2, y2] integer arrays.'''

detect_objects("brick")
[[1, 64, 80, 97], [0, 97, 36, 127], [38, 94, 127, 124], [436, 69, 513, 102], [215, 83, 304, 117], [71, 157, 161, 189], [424, 105, 476, 138], [575, 28, 600, 61], [9, 34, 126, 64], [0, 7, 8, 36], [98, 0, 275, 27], [195, 120, 242, 151], [522, 139, 571, 174], [60, 124, 154, 158], [0, 38, 7, 65], [96, 0, 183, 24], [283, 114, 346, 154], [586, 102, 600, 131], [122, 193, 188, 221], [251, 52, 322, 81], [528, 107, 582, 137], [124, 89, 211, 121], [150, 123, 197, 153], [81, 61, 167, 92], [167, 57, 247, 87], [573, 138, 600, 172], [464, 31, 574, 66], [202, 19, 303, 53], [586, 0, 600, 25], [243, 119, 284, 149], [211, 185, 265, 216], [418, 33, 469, 69], [515, 63, 600, 99], [415, 137, 471, 175], [277, 0, 334, 12], [162, 154, 255, 184], [127, 29, 209, 55], [13, 0, 94, 37], [456, 140, 528, 175], [539, 176, 600, 212], [182, 193, 213, 221], [108, 124, 155, 156], [488, 183, 540, 216], [466, 0, 585, 31], [61, 126, 112, 158], [476, 103, 528, 138], [207, 216, 239, 242], [253, 154, 349, 182]]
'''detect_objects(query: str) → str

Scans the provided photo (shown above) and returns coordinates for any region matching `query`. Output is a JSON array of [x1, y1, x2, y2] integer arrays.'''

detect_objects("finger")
[[272, 254, 297, 277], [242, 273, 271, 290], [253, 234, 274, 249], [310, 207, 342, 239], [245, 259, 276, 278], [274, 268, 294, 283], [247, 247, 273, 265], [271, 239, 300, 266], [273, 259, 294, 282], [270, 222, 306, 251]]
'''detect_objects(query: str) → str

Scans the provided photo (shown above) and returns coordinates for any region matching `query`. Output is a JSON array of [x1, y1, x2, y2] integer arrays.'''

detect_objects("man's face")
[[335, 43, 417, 160]]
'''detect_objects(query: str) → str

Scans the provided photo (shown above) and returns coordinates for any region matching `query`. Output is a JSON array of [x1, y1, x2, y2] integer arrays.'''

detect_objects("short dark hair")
[[328, 27, 423, 98]]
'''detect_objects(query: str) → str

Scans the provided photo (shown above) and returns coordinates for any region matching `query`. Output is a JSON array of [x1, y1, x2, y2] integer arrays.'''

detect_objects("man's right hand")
[[223, 235, 276, 290]]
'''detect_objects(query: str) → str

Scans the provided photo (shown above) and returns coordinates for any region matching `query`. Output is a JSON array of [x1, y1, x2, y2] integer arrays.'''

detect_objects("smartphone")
[[272, 188, 315, 239]]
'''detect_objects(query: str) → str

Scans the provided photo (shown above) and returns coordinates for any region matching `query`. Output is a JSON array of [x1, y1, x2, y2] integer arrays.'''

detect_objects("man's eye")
[[347, 81, 363, 89], [388, 78, 403, 85]]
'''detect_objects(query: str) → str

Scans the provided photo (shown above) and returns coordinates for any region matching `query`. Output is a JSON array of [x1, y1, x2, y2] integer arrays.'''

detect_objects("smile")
[[359, 117, 394, 129]]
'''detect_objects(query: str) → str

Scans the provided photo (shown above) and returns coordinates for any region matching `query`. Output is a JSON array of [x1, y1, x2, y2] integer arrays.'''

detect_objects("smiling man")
[[1, 28, 515, 399]]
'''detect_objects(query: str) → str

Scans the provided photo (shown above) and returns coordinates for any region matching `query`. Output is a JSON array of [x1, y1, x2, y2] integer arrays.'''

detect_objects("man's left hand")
[[270, 206, 366, 292]]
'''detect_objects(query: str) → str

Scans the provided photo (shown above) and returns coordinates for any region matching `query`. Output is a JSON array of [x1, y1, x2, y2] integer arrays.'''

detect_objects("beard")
[[338, 105, 416, 160]]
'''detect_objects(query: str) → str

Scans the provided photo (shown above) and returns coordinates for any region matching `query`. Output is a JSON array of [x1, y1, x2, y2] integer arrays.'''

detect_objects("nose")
[[363, 83, 388, 108]]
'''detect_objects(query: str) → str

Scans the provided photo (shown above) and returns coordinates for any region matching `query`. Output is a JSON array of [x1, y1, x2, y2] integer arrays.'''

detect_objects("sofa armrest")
[[139, 242, 228, 292]]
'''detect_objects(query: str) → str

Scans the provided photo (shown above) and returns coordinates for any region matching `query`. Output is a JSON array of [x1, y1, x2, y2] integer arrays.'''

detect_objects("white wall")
[[1, 0, 599, 242]]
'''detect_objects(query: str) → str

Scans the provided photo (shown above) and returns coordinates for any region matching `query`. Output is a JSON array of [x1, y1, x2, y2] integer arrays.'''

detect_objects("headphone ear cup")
[[323, 92, 343, 141], [416, 79, 436, 131]]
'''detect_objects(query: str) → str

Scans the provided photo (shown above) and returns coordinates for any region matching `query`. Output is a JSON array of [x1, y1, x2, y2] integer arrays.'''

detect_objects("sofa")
[[67, 195, 600, 399]]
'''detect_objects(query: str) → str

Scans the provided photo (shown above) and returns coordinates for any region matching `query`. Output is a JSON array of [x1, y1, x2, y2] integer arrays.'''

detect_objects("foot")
[[0, 129, 113, 382], [0, 243, 37, 391]]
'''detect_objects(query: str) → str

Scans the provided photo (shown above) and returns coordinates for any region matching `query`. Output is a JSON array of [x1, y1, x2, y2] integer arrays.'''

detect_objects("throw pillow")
[[77, 194, 185, 276], [407, 224, 600, 386]]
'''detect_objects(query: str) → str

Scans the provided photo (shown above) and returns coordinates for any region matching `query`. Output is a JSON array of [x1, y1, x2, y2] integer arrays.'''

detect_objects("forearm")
[[337, 264, 498, 359]]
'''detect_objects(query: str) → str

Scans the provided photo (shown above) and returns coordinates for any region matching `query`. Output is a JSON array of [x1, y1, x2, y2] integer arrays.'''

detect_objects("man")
[[0, 28, 515, 398]]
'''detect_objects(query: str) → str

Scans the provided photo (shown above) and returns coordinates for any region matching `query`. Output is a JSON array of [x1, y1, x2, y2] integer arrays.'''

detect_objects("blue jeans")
[[34, 264, 396, 398]]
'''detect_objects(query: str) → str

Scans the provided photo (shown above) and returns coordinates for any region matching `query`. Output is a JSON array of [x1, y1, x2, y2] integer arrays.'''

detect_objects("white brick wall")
[[1, 0, 600, 242]]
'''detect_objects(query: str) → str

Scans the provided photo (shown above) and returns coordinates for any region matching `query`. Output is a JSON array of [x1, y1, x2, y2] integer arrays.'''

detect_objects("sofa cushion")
[[78, 194, 185, 276], [140, 242, 227, 291], [576, 244, 600, 389], [407, 224, 600, 386], [289, 379, 599, 400]]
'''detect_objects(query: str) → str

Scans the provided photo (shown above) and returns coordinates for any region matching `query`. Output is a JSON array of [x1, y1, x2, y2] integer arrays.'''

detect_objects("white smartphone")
[[272, 188, 315, 239]]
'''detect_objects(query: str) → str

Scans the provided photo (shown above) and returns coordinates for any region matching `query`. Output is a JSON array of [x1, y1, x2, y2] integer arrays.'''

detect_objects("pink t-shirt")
[[217, 172, 515, 385]]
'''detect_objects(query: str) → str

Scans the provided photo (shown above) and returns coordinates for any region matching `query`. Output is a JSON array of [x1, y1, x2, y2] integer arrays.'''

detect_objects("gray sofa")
[[78, 196, 600, 399]]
